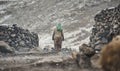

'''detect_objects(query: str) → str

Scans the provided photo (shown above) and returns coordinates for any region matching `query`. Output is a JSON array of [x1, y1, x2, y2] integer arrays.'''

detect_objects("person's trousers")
[[54, 37, 62, 52]]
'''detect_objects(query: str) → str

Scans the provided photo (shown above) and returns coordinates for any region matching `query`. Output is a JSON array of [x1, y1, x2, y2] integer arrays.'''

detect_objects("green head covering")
[[56, 23, 62, 31]]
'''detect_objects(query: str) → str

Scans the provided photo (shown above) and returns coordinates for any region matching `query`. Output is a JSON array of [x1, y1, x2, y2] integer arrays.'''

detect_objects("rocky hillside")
[[0, 0, 119, 51]]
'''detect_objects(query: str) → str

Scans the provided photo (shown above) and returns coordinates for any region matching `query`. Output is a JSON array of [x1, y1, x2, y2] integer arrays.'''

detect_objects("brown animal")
[[99, 35, 120, 71]]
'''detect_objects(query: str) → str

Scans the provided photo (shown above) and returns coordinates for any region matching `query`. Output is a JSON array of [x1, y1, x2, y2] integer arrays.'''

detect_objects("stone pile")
[[90, 4, 120, 49], [72, 44, 95, 68], [0, 24, 39, 51]]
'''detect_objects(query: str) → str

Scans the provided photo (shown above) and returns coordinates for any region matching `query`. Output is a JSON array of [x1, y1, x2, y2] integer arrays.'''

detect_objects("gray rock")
[[0, 41, 14, 53]]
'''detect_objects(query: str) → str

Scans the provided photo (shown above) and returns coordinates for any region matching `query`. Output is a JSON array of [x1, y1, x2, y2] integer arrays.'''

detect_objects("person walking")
[[52, 23, 64, 52]]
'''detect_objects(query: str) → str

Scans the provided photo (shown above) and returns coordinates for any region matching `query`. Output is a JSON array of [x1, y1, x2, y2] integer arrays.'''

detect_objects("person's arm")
[[61, 30, 64, 41], [52, 31, 55, 40]]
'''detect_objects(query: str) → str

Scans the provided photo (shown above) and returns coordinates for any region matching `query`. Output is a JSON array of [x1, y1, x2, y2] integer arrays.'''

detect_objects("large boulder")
[[0, 41, 14, 53], [72, 44, 95, 68]]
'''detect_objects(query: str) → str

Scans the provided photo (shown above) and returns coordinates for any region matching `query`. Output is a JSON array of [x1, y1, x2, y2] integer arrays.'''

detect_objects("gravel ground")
[[0, 52, 101, 71]]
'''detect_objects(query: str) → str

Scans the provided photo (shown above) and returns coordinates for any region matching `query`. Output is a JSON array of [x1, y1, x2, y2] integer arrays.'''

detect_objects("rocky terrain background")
[[0, 0, 119, 51], [0, 0, 120, 71]]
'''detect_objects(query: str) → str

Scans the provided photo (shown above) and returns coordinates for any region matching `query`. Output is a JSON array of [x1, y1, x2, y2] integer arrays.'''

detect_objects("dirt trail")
[[0, 52, 101, 71]]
